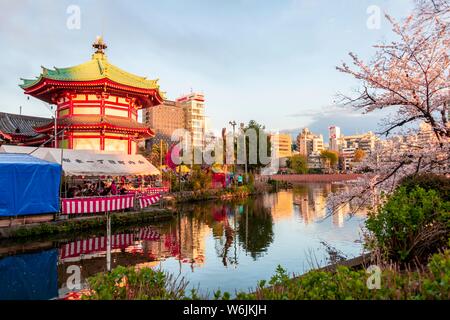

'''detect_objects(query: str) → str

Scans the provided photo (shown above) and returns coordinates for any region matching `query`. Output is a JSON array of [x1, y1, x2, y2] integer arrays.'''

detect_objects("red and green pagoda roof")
[[19, 38, 165, 108]]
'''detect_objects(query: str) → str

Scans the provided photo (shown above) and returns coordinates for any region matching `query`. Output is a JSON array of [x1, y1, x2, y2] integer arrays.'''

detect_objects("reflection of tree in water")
[[237, 198, 274, 260], [209, 205, 238, 267], [173, 198, 274, 265]]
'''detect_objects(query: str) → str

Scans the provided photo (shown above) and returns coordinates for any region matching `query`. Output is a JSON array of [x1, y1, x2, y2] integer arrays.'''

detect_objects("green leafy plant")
[[84, 266, 188, 300], [236, 249, 450, 300], [365, 186, 450, 264]]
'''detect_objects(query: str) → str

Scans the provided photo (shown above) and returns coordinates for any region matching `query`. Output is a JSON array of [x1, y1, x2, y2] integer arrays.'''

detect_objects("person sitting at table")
[[110, 180, 118, 195], [119, 183, 127, 195]]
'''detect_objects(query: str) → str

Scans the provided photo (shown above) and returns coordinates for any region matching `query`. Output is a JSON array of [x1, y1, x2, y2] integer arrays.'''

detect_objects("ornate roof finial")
[[92, 35, 107, 54]]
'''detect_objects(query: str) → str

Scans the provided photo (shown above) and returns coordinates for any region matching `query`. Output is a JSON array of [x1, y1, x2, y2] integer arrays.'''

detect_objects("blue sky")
[[0, 0, 414, 139]]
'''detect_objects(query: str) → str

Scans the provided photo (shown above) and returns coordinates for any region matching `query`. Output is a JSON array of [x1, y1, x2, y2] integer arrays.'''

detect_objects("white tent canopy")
[[0, 145, 160, 176]]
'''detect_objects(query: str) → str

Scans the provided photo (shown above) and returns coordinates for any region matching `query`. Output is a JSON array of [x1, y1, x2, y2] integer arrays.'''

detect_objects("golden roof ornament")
[[92, 36, 107, 54]]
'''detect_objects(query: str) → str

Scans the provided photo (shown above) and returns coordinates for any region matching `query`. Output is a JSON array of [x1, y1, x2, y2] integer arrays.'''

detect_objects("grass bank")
[[73, 248, 449, 300], [1, 209, 175, 241], [166, 186, 255, 204]]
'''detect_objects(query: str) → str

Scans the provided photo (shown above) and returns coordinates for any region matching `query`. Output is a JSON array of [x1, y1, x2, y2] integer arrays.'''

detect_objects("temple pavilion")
[[19, 37, 164, 154]]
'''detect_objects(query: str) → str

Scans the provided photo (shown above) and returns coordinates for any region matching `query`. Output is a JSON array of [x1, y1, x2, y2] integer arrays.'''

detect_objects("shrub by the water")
[[235, 249, 450, 300], [365, 186, 450, 264], [399, 173, 450, 201], [83, 266, 188, 300], [80, 249, 450, 300]]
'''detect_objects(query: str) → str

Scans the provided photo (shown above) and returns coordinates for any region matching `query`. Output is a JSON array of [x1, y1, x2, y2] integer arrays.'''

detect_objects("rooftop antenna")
[[19, 106, 22, 115]]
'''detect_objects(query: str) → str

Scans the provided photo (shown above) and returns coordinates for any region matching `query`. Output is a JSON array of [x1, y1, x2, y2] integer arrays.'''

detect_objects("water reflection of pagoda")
[[20, 37, 163, 154]]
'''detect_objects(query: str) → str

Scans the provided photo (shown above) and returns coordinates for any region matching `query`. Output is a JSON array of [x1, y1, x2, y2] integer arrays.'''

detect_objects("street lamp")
[[229, 121, 237, 173]]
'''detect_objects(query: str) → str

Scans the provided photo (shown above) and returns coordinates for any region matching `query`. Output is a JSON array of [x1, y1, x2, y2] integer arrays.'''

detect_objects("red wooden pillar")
[[100, 130, 105, 151], [128, 135, 132, 155]]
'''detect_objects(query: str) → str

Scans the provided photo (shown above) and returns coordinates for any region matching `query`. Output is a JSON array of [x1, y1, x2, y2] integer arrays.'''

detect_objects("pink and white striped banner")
[[61, 195, 135, 215], [139, 227, 161, 241], [59, 228, 162, 261], [138, 194, 161, 209], [59, 233, 135, 260]]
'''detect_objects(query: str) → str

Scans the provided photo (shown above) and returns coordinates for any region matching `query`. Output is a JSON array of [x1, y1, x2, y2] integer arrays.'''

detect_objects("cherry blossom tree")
[[414, 0, 450, 26], [330, 0, 449, 210]]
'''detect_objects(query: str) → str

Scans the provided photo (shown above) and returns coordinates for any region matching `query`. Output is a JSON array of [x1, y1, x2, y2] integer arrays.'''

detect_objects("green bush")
[[287, 155, 308, 174], [399, 173, 450, 201], [83, 266, 188, 300], [236, 249, 450, 300], [81, 249, 450, 300], [365, 186, 450, 264]]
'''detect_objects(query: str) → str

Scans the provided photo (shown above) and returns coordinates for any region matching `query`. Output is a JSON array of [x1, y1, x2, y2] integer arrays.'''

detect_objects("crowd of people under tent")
[[65, 175, 161, 198]]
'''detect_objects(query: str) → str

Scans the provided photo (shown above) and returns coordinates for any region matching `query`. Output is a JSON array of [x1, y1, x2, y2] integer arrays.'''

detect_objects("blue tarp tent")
[[0, 153, 61, 216]]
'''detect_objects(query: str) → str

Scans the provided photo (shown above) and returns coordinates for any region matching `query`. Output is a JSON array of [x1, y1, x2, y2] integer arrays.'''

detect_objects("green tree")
[[147, 141, 169, 167], [320, 150, 339, 172], [189, 165, 212, 191], [237, 120, 272, 173], [366, 186, 450, 264], [287, 155, 308, 174]]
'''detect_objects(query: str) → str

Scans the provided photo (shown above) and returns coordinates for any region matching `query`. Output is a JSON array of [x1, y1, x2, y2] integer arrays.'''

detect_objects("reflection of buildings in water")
[[177, 215, 210, 267], [294, 185, 328, 224], [56, 223, 211, 297], [332, 203, 349, 228], [292, 183, 366, 227], [271, 191, 294, 221]]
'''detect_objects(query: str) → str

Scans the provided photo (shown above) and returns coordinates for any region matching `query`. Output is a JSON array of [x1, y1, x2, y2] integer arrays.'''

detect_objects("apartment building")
[[176, 92, 206, 149], [271, 133, 292, 158], [143, 99, 185, 150], [296, 128, 324, 157], [144, 92, 207, 151]]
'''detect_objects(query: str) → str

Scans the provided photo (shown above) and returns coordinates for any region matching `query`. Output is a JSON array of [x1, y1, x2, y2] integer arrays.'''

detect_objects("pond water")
[[0, 183, 367, 299]]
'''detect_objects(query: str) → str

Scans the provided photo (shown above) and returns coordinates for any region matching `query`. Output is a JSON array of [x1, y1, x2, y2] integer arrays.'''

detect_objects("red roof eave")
[[23, 78, 164, 107], [34, 122, 155, 137]]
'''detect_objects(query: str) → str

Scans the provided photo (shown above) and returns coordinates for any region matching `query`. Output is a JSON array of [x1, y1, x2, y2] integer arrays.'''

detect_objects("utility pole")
[[229, 121, 236, 173], [240, 123, 248, 183]]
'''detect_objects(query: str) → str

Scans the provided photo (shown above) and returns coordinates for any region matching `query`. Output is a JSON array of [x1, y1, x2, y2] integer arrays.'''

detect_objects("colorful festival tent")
[[0, 145, 160, 177]]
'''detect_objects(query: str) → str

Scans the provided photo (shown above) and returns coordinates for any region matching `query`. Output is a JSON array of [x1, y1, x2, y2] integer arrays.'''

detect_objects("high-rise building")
[[338, 131, 377, 171], [416, 122, 436, 145], [296, 128, 324, 157], [328, 126, 341, 151], [339, 131, 377, 154], [143, 99, 185, 150], [271, 133, 292, 158], [177, 93, 206, 149], [143, 92, 207, 151]]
